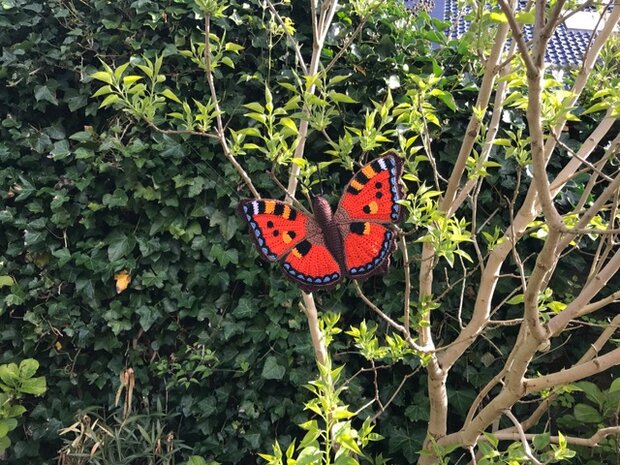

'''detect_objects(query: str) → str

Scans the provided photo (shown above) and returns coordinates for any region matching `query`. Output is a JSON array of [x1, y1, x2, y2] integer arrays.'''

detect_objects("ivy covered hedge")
[[1, 0, 617, 464]]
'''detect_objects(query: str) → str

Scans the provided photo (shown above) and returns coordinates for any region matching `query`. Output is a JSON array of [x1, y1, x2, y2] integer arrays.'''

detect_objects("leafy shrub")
[[0, 359, 46, 453]]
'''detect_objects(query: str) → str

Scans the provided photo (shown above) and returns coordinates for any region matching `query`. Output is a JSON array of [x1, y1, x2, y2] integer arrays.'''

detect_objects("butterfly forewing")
[[239, 199, 308, 261], [337, 154, 404, 224]]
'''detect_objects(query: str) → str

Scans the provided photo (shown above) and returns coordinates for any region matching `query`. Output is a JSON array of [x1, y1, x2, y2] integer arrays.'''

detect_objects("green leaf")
[[99, 93, 121, 108], [52, 248, 72, 267], [232, 298, 256, 319], [122, 75, 143, 85], [573, 403, 603, 423], [0, 421, 9, 438], [107, 232, 136, 262], [261, 356, 285, 380], [532, 432, 550, 450], [90, 71, 113, 84], [0, 276, 14, 288], [582, 102, 609, 115], [575, 381, 605, 407], [34, 85, 58, 105], [515, 10, 535, 24], [161, 88, 182, 103], [489, 11, 507, 22], [18, 376, 46, 396], [279, 117, 299, 134], [506, 294, 524, 305], [102, 189, 129, 208], [328, 91, 357, 104], [187, 457, 208, 465], [243, 102, 265, 113], [18, 359, 39, 379], [92, 85, 114, 97], [0, 435, 10, 452]]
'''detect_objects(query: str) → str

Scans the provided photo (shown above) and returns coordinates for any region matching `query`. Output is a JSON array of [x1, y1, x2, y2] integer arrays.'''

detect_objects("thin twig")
[[265, 0, 308, 75], [204, 15, 260, 198], [502, 409, 543, 465]]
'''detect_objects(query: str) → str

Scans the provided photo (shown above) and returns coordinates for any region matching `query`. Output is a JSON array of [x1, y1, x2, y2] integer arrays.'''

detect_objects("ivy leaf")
[[34, 85, 59, 105], [232, 298, 256, 319], [107, 232, 136, 261], [102, 189, 129, 208], [261, 356, 285, 380]]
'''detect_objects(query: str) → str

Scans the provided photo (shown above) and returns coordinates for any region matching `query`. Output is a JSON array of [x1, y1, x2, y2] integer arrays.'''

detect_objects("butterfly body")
[[240, 154, 404, 292]]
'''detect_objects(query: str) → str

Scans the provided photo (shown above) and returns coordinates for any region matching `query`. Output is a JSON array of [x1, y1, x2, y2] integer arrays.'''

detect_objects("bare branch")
[[400, 234, 412, 338], [353, 281, 429, 353], [299, 295, 327, 365], [265, 0, 308, 75], [204, 15, 261, 198], [497, 0, 535, 72], [442, 1, 515, 213], [525, 346, 620, 394], [495, 426, 620, 448], [503, 409, 542, 465], [548, 248, 620, 334]]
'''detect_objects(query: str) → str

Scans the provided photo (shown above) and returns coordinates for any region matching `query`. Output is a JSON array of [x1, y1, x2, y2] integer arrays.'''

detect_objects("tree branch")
[[266, 0, 309, 75], [495, 427, 620, 448], [204, 15, 261, 198], [547, 248, 620, 335], [525, 347, 620, 394]]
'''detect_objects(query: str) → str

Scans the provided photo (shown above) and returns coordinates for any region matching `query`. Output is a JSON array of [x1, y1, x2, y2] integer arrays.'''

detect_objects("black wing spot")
[[363, 205, 372, 214], [273, 230, 279, 236], [295, 240, 312, 257], [356, 172, 369, 185], [375, 181, 383, 188], [288, 231, 297, 240], [371, 160, 384, 172], [350, 222, 367, 235], [267, 220, 274, 228], [376, 192, 383, 199], [273, 203, 285, 215]]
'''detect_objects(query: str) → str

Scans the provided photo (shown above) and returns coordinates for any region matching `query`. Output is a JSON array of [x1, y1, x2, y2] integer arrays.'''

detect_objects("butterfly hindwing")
[[239, 199, 308, 261], [337, 153, 404, 224], [281, 238, 342, 292], [342, 222, 396, 278]]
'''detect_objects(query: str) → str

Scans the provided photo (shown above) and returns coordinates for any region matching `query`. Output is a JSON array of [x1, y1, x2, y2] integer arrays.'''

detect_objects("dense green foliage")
[[1, 0, 618, 464]]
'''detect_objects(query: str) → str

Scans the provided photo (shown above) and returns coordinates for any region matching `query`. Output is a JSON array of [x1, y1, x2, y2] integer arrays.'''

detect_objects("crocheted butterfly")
[[239, 153, 404, 292]]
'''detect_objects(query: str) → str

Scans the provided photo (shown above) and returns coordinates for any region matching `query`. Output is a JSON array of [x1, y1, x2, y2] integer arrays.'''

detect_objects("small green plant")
[[259, 356, 384, 465], [58, 368, 190, 465], [0, 359, 47, 452]]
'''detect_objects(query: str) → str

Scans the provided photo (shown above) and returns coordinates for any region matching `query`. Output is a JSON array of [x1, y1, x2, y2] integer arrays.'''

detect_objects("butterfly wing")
[[341, 221, 397, 278], [239, 199, 342, 292], [334, 154, 404, 278], [239, 199, 309, 262], [280, 238, 342, 292]]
